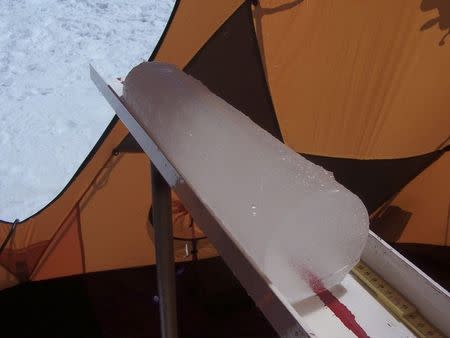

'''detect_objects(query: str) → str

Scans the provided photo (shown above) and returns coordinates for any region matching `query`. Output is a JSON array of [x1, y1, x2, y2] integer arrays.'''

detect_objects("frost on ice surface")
[[123, 62, 370, 302], [0, 0, 175, 221]]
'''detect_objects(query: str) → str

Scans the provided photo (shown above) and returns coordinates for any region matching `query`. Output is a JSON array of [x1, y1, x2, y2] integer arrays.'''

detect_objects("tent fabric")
[[152, 0, 244, 69], [0, 240, 48, 281], [32, 206, 84, 281], [1, 0, 449, 291], [394, 152, 449, 246], [255, 0, 450, 159], [78, 152, 154, 273], [372, 152, 450, 246]]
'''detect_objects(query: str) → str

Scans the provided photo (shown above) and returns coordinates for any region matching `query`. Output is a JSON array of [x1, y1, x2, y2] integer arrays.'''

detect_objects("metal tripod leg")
[[151, 162, 178, 338]]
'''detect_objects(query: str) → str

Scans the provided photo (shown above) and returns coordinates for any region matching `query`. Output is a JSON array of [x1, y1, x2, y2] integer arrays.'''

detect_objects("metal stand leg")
[[151, 163, 178, 338]]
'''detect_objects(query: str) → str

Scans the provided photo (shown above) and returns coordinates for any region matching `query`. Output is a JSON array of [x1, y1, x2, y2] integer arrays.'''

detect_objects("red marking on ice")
[[303, 270, 369, 338]]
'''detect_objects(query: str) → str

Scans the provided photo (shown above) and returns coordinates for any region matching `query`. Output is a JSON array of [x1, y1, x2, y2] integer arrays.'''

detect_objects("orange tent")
[[1, 0, 449, 291]]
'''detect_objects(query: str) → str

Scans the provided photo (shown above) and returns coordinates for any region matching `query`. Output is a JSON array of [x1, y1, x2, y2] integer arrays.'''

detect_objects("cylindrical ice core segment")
[[123, 62, 369, 302]]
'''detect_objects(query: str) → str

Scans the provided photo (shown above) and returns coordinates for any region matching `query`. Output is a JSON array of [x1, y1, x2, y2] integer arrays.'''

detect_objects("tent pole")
[[151, 162, 178, 338]]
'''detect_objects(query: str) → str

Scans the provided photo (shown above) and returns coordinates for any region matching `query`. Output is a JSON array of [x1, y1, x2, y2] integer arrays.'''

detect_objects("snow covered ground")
[[0, 0, 175, 222]]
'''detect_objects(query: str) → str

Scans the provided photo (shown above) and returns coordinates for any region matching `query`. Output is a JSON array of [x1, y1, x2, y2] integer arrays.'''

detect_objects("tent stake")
[[151, 162, 178, 338]]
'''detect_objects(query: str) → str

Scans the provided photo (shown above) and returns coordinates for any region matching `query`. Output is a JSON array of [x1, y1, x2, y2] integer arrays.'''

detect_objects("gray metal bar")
[[151, 162, 178, 338]]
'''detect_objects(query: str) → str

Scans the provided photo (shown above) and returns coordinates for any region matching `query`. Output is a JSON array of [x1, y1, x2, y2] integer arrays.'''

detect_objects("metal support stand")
[[151, 163, 178, 338]]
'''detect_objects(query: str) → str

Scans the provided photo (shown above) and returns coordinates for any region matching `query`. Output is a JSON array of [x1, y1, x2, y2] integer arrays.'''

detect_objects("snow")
[[0, 0, 175, 221]]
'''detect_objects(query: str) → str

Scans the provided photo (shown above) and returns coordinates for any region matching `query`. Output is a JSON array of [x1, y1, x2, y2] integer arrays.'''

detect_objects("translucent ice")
[[123, 62, 369, 302]]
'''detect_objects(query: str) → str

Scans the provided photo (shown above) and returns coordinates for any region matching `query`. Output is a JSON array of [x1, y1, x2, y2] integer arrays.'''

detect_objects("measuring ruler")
[[352, 262, 444, 338]]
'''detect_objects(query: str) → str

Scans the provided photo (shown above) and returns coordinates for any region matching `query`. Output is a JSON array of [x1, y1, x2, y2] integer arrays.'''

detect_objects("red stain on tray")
[[304, 270, 369, 338]]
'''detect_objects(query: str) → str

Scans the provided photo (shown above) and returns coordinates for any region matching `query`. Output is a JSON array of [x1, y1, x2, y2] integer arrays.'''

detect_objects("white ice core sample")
[[123, 62, 369, 302]]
